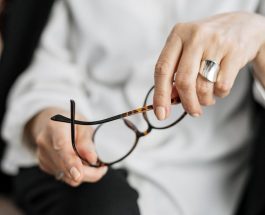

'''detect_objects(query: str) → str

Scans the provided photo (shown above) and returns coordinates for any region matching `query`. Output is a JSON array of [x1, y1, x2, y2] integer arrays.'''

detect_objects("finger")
[[196, 75, 215, 105], [51, 132, 85, 184], [175, 42, 204, 116], [214, 53, 241, 98], [75, 125, 98, 165], [197, 52, 223, 106], [37, 145, 59, 174], [36, 133, 72, 180], [82, 166, 108, 183], [61, 149, 84, 183], [40, 161, 66, 182], [38, 148, 73, 182], [154, 27, 183, 120]]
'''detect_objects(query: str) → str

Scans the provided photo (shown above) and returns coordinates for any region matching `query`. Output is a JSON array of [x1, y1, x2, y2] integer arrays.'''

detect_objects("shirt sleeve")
[[1, 0, 92, 154]]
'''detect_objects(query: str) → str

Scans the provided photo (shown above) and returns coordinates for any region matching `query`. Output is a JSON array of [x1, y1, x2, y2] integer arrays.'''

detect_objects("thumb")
[[75, 125, 98, 165]]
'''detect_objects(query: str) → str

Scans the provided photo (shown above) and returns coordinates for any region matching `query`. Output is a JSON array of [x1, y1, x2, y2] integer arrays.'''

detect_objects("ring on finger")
[[199, 59, 220, 83]]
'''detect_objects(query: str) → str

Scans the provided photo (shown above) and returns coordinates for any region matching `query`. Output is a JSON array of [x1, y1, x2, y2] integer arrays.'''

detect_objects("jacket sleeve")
[[1, 0, 92, 153]]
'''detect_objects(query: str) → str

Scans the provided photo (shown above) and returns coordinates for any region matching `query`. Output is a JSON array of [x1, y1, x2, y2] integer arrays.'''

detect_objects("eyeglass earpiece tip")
[[50, 114, 72, 123], [50, 115, 57, 121], [50, 114, 62, 121]]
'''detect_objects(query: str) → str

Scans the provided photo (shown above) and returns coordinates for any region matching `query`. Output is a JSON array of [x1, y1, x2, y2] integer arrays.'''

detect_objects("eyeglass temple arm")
[[51, 98, 180, 125]]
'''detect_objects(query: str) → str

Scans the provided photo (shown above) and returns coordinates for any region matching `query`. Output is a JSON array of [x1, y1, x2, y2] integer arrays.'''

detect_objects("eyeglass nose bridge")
[[123, 118, 153, 137], [123, 118, 139, 133]]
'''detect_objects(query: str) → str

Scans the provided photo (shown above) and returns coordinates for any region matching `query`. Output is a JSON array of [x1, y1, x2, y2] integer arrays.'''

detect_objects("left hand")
[[153, 11, 265, 119], [25, 108, 108, 187]]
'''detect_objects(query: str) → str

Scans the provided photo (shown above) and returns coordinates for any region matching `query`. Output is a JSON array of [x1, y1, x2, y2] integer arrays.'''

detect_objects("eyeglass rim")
[[71, 100, 142, 167], [91, 122, 140, 166], [142, 86, 187, 129]]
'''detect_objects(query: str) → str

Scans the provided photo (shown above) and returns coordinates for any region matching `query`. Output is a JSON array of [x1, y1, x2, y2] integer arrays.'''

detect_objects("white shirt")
[[2, 0, 265, 214]]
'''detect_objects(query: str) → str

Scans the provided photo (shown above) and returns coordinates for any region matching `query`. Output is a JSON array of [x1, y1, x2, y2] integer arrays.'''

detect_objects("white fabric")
[[1, 0, 265, 214]]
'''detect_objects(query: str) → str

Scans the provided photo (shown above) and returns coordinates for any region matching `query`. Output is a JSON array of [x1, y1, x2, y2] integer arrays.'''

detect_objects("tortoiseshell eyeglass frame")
[[51, 86, 187, 167]]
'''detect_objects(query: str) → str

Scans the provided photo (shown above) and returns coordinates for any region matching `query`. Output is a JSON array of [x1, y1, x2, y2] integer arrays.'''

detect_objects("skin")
[[153, 12, 265, 119], [25, 108, 108, 187]]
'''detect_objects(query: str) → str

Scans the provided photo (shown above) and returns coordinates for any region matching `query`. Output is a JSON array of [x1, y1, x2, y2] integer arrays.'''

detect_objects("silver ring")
[[199, 60, 220, 83], [55, 171, 64, 181]]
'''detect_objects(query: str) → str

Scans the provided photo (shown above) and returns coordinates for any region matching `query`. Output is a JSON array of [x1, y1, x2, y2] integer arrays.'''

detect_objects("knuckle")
[[190, 23, 207, 43], [173, 23, 183, 32], [175, 76, 192, 92], [35, 134, 45, 146], [224, 39, 237, 53], [210, 32, 222, 46], [170, 23, 184, 38], [197, 84, 209, 96], [215, 82, 231, 97], [52, 139, 67, 151], [155, 61, 171, 78]]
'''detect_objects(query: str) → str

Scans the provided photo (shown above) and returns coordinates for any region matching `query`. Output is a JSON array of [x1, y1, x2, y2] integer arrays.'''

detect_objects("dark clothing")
[[235, 100, 265, 215], [0, 0, 55, 194], [13, 167, 140, 215]]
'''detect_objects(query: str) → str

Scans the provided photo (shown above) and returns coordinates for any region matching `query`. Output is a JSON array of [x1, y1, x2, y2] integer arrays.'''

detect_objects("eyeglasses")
[[51, 86, 187, 167]]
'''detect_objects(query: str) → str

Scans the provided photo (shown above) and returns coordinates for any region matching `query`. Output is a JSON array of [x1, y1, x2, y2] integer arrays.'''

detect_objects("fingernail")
[[155, 106, 166, 120], [70, 167, 80, 181], [191, 113, 200, 117]]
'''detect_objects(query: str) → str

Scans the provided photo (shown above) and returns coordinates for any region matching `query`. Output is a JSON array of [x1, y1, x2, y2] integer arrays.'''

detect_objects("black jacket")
[[236, 99, 265, 215], [0, 0, 55, 193]]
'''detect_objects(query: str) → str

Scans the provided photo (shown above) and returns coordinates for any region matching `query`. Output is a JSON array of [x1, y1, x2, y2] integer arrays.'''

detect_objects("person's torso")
[[59, 0, 260, 214]]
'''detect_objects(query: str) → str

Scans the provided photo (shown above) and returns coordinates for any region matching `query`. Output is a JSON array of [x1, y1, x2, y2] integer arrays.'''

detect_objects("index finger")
[[75, 124, 98, 165], [154, 28, 183, 120]]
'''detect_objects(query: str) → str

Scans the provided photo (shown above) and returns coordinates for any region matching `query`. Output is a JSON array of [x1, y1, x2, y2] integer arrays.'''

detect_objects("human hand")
[[153, 12, 265, 119], [25, 108, 108, 187]]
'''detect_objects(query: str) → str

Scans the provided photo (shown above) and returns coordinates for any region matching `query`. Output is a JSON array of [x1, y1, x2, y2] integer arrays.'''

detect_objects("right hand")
[[25, 107, 108, 187]]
